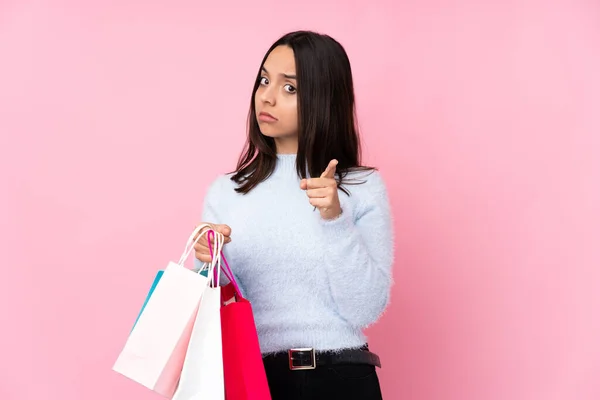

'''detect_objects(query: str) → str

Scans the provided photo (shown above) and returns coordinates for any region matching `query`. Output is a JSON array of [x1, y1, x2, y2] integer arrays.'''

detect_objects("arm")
[[319, 171, 395, 327]]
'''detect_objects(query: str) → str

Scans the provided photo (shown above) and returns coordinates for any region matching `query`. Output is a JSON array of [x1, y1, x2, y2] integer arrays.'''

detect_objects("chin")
[[260, 132, 286, 139], [259, 126, 286, 138]]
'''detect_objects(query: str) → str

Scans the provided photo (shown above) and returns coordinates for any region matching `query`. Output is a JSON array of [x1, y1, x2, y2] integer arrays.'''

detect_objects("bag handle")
[[177, 223, 214, 266], [204, 229, 225, 287], [206, 230, 242, 297]]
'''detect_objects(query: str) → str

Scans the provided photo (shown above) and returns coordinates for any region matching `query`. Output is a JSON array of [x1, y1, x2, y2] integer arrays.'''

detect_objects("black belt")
[[264, 345, 381, 371]]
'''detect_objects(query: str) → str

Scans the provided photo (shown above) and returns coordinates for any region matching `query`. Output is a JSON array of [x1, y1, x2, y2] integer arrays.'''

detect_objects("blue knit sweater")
[[194, 154, 394, 354]]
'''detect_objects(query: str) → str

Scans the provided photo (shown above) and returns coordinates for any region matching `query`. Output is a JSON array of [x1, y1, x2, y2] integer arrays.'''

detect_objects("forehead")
[[263, 45, 296, 74]]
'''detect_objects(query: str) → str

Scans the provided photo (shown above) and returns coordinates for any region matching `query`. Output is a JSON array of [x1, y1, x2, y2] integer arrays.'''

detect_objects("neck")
[[274, 136, 298, 154]]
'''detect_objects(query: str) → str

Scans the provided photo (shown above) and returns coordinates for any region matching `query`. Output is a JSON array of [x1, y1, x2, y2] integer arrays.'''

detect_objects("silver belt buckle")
[[288, 348, 316, 371]]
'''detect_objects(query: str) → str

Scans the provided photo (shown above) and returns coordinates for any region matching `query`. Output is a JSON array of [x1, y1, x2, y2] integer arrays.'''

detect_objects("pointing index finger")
[[320, 159, 338, 179]]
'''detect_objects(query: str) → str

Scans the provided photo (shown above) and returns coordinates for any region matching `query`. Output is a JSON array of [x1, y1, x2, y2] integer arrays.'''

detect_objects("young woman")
[[193, 30, 394, 399]]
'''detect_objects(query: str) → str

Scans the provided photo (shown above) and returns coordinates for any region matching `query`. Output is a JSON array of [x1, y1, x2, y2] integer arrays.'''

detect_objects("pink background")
[[2, 1, 599, 399]]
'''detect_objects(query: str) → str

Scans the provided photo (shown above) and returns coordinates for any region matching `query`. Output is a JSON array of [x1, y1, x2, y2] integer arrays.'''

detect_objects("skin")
[[255, 45, 299, 154], [194, 45, 341, 263]]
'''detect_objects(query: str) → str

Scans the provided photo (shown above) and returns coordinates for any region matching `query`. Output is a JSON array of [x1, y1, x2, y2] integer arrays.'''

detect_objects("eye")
[[284, 84, 297, 94], [259, 76, 269, 85]]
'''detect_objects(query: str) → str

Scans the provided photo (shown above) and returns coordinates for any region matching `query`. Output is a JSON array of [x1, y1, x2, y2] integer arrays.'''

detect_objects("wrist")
[[320, 206, 343, 221]]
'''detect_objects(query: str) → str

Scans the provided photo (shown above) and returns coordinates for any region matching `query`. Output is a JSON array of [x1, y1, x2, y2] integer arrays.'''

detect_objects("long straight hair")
[[231, 30, 374, 194]]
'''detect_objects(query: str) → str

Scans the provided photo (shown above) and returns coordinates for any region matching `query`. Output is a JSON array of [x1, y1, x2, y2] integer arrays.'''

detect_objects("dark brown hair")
[[232, 30, 374, 194]]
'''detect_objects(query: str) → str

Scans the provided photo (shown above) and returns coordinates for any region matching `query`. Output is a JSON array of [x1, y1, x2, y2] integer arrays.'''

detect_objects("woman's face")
[[254, 45, 299, 153]]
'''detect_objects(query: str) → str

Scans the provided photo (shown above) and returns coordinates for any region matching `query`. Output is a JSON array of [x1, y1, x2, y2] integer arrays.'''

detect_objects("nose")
[[259, 84, 276, 106]]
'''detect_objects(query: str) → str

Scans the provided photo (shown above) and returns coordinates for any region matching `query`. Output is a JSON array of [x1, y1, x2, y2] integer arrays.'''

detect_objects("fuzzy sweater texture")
[[193, 154, 394, 354]]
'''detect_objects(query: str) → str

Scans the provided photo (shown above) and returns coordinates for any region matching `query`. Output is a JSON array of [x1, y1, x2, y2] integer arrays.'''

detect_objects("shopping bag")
[[219, 244, 272, 400], [112, 224, 215, 398], [131, 270, 164, 331], [172, 230, 226, 400]]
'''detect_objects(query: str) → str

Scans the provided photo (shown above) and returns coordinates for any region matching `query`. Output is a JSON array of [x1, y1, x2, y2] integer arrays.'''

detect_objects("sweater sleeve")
[[319, 171, 395, 328], [193, 175, 231, 285]]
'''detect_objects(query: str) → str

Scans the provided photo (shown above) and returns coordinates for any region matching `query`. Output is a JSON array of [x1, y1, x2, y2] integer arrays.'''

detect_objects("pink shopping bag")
[[112, 224, 215, 398], [210, 232, 272, 400]]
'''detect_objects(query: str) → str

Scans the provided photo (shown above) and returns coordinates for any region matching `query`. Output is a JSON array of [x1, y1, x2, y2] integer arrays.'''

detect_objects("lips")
[[258, 111, 278, 122]]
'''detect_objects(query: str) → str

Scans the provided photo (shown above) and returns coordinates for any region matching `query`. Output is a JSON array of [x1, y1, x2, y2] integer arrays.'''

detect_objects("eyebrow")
[[262, 66, 296, 80]]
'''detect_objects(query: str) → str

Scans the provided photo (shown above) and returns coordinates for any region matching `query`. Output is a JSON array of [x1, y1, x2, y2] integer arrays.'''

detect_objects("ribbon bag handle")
[[206, 230, 242, 298]]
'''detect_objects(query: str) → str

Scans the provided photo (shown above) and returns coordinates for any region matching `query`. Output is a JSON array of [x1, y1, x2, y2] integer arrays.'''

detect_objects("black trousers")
[[263, 354, 383, 400]]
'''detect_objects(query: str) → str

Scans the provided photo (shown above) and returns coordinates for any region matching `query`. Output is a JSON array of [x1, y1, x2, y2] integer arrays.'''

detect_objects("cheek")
[[284, 97, 298, 125], [284, 108, 298, 129]]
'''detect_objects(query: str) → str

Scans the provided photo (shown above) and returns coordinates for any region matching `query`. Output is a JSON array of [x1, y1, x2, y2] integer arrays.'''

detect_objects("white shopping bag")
[[112, 224, 216, 398], [173, 230, 226, 400]]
